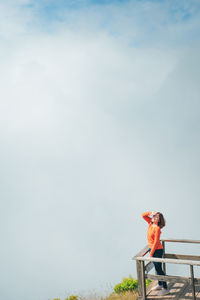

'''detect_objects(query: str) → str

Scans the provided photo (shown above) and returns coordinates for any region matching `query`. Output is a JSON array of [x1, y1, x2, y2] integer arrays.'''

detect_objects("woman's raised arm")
[[142, 211, 154, 224]]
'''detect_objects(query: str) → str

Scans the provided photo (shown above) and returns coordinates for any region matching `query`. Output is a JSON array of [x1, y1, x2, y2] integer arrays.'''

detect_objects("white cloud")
[[1, 1, 200, 299]]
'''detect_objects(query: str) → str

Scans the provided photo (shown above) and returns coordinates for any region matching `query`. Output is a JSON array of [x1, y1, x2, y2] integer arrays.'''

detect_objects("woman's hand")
[[149, 211, 157, 218]]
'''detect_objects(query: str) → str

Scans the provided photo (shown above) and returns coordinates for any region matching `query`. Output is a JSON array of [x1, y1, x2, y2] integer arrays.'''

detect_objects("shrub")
[[107, 290, 138, 300], [113, 276, 151, 294], [65, 296, 78, 300]]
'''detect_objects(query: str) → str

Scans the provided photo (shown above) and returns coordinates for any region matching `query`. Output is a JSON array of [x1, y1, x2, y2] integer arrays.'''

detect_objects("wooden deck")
[[146, 280, 200, 300], [134, 239, 200, 300]]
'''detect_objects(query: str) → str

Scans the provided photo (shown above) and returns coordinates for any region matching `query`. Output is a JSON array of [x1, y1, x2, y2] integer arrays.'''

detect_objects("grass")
[[106, 291, 138, 300], [53, 276, 145, 300], [53, 291, 139, 300]]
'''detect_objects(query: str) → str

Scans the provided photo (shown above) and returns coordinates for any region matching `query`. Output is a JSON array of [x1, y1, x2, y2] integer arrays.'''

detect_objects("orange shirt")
[[142, 211, 163, 257]]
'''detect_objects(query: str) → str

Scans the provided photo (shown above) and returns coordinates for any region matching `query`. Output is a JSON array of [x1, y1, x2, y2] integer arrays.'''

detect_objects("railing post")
[[136, 260, 142, 299], [136, 260, 146, 300], [141, 260, 146, 300], [162, 241, 166, 274], [190, 265, 196, 300]]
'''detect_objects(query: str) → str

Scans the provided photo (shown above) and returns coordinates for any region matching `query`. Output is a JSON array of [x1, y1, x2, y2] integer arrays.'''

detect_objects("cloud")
[[0, 1, 200, 299]]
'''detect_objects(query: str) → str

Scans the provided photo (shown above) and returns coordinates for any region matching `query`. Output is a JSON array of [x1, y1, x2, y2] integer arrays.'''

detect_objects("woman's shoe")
[[151, 284, 162, 291], [157, 288, 170, 295]]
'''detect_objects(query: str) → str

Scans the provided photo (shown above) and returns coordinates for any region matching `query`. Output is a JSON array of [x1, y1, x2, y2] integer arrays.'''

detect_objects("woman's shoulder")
[[152, 224, 161, 232]]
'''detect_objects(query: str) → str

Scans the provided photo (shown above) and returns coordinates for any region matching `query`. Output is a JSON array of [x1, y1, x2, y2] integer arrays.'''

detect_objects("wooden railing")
[[133, 239, 200, 300]]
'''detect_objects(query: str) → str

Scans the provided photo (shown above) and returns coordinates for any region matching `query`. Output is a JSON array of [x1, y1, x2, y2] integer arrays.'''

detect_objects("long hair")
[[157, 212, 166, 229]]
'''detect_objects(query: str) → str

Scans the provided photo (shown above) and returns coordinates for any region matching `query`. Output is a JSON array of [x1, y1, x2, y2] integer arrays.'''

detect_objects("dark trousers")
[[150, 248, 167, 289]]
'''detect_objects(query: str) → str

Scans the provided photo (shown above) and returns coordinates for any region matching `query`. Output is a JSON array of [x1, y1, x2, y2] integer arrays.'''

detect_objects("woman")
[[142, 211, 169, 296]]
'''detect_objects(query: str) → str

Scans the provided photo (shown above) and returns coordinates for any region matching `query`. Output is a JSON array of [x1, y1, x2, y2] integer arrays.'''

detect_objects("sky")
[[1, 0, 200, 299]]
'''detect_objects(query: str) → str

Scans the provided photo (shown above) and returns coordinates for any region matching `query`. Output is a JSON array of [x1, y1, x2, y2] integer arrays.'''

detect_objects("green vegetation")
[[107, 290, 138, 300], [53, 276, 151, 300], [113, 276, 138, 294], [53, 297, 78, 300], [113, 275, 151, 294]]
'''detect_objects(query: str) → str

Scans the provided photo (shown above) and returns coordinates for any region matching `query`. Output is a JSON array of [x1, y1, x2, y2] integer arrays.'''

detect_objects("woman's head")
[[152, 212, 166, 228]]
